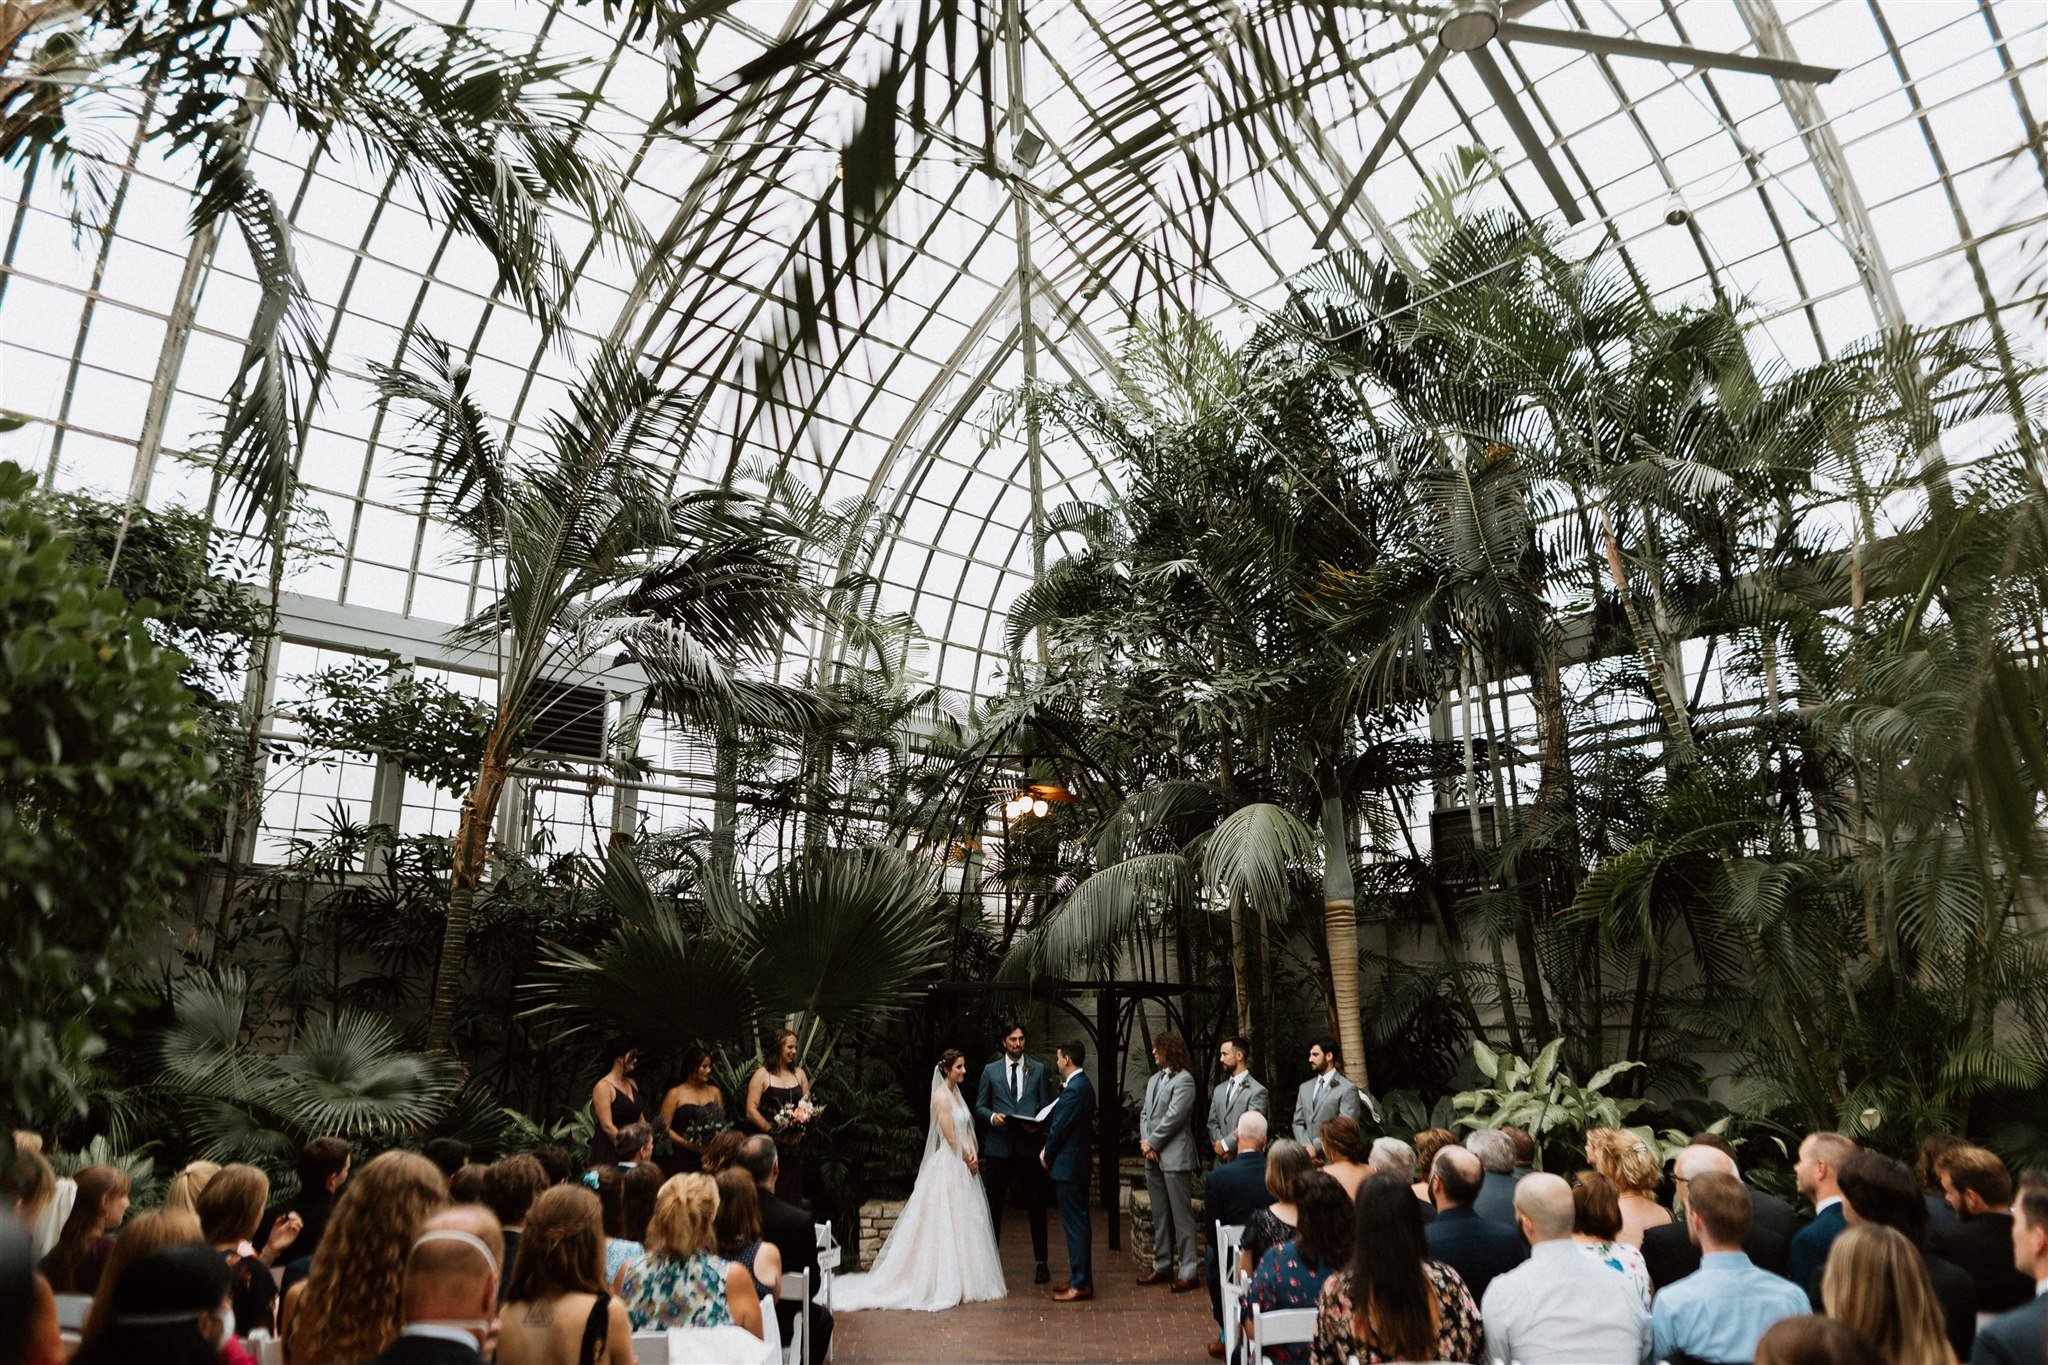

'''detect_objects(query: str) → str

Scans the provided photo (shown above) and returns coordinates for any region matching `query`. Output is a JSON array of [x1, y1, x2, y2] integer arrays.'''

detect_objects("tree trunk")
[[1228, 886, 1251, 1035], [1318, 781, 1368, 1089], [426, 715, 517, 1053]]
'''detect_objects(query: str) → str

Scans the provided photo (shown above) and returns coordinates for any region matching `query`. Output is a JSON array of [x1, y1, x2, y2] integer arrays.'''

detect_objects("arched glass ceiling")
[[2, 0, 2043, 706]]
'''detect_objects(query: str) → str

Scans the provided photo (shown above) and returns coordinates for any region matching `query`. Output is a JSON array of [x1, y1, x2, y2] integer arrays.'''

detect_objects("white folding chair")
[[631, 1330, 670, 1363], [1217, 1222, 1247, 1284], [1247, 1304, 1318, 1365], [813, 1222, 839, 1361], [245, 1332, 287, 1365], [1215, 1221, 1247, 1362], [780, 1267, 812, 1365], [1220, 1272, 1247, 1362], [52, 1294, 92, 1330]]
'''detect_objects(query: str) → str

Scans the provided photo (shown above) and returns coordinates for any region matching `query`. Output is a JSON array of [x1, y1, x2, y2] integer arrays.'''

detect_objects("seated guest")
[[165, 1160, 222, 1218], [1932, 1145, 2035, 1313], [1244, 1172, 1353, 1365], [448, 1166, 487, 1205], [700, 1130, 746, 1176], [481, 1155, 547, 1292], [1369, 1137, 1434, 1224], [1821, 1224, 1951, 1365], [1916, 1136, 1966, 1234], [359, 1205, 503, 1365], [1755, 1315, 1885, 1365], [1651, 1171, 1808, 1365], [712, 1167, 782, 1304], [619, 1174, 763, 1336], [613, 1123, 656, 1170], [529, 1146, 572, 1190], [37, 1163, 128, 1294], [596, 1163, 662, 1291], [1317, 1117, 1372, 1200], [69, 1243, 233, 1365], [1570, 1171, 1653, 1306], [79, 1208, 203, 1347], [1425, 1145, 1528, 1303], [1644, 1143, 1793, 1290], [283, 1149, 449, 1364], [1204, 1111, 1274, 1359], [1480, 1172, 1651, 1365], [1312, 1174, 1482, 1364], [1791, 1132, 1858, 1292], [494, 1186, 635, 1365], [1413, 1129, 1457, 1207], [423, 1139, 472, 1180], [1584, 1128, 1671, 1246], [194, 1162, 300, 1337], [258, 1136, 349, 1267], [1969, 1173, 2045, 1365], [1504, 1128, 1536, 1178], [1836, 1148, 1977, 1359], [1241, 1139, 1312, 1277], [739, 1135, 833, 1359], [1468, 1130, 1522, 1228], [1691, 1132, 1798, 1247]]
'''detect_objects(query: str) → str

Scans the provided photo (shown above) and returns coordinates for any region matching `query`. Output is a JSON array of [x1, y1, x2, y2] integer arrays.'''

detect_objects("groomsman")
[[973, 1020, 1053, 1283], [1136, 1031, 1201, 1292], [1041, 1040, 1096, 1302], [1291, 1035, 1366, 1158], [1207, 1035, 1269, 1162]]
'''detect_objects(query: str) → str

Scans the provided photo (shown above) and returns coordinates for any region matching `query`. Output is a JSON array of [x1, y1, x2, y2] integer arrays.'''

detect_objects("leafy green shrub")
[[0, 462, 216, 1124]]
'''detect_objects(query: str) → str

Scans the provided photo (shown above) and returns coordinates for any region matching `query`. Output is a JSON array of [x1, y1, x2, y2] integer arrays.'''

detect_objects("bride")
[[831, 1048, 1007, 1312]]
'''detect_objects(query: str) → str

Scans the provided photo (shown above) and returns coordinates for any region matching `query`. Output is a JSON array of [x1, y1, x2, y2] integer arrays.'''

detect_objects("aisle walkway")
[[832, 1210, 1219, 1362]]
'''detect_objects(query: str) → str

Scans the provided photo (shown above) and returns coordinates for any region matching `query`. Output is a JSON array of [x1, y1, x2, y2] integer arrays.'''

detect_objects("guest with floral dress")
[[1245, 1173, 1355, 1365], [1240, 1141, 1315, 1278], [1572, 1170, 1655, 1307], [1311, 1176, 1483, 1365], [619, 1174, 764, 1338]]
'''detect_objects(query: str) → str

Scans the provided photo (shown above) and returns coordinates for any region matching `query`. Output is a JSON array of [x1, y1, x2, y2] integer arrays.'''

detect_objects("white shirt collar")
[[1816, 1194, 1844, 1215], [2035, 1278, 2047, 1298], [401, 1324, 484, 1349], [1063, 1069, 1082, 1087]]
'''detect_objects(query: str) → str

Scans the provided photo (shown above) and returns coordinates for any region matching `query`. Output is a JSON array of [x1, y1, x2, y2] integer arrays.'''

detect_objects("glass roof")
[[3, 0, 2043, 706]]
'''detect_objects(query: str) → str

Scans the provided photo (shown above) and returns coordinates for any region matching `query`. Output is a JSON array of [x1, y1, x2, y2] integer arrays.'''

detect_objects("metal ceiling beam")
[[1495, 21, 1839, 84]]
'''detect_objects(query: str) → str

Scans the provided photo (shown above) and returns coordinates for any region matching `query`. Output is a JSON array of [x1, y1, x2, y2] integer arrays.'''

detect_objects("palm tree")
[[370, 334, 824, 1051]]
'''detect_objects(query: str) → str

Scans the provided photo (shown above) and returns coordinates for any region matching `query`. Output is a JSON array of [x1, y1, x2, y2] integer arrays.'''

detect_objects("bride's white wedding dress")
[[830, 1068, 1007, 1312]]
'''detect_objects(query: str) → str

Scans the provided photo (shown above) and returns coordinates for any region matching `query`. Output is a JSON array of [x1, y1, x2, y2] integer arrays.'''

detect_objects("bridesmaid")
[[659, 1047, 726, 1177], [744, 1027, 811, 1204], [588, 1038, 644, 1168]]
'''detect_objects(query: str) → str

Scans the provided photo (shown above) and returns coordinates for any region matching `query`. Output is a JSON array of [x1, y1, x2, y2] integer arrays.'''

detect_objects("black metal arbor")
[[919, 978, 1212, 1250]]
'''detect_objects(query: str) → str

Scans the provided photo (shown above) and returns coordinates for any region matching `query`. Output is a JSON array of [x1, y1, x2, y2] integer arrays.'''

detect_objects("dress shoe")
[[1051, 1286, 1094, 1302], [1171, 1277, 1201, 1293], [1034, 1262, 1051, 1285], [1207, 1341, 1226, 1360], [1134, 1268, 1172, 1286]]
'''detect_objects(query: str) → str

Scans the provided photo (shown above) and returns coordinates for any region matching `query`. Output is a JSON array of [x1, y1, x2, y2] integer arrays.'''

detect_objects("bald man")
[[1643, 1144, 1794, 1289], [1424, 1145, 1528, 1302], [359, 1205, 504, 1364], [1480, 1173, 1651, 1364]]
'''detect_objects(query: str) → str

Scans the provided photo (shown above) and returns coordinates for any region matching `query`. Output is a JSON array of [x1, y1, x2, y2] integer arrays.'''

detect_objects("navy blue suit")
[[974, 1055, 1053, 1260], [1041, 1071, 1096, 1290], [1202, 1148, 1273, 1325], [1423, 1205, 1528, 1303], [1970, 1295, 2046, 1365], [1789, 1201, 1847, 1306]]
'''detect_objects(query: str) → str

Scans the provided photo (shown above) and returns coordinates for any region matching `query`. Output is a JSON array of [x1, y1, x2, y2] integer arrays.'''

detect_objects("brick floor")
[[831, 1209, 1219, 1363]]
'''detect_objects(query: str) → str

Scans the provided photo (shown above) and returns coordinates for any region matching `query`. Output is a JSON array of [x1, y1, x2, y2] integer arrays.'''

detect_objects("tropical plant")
[[0, 462, 216, 1125], [1447, 1039, 1648, 1166], [369, 333, 828, 1050], [153, 969, 461, 1193]]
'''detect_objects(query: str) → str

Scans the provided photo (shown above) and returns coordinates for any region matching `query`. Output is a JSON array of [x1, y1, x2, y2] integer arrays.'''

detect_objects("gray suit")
[[1140, 1067, 1200, 1277], [1206, 1072, 1270, 1157], [1291, 1070, 1366, 1155]]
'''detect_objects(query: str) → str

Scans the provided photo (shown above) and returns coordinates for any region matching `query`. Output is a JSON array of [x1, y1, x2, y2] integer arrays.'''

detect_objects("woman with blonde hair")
[[164, 1159, 220, 1216], [1583, 1128, 1671, 1245], [495, 1185, 635, 1365], [1821, 1224, 1953, 1365], [619, 1173, 762, 1338], [79, 1207, 204, 1345], [196, 1163, 301, 1337], [282, 1149, 447, 1362]]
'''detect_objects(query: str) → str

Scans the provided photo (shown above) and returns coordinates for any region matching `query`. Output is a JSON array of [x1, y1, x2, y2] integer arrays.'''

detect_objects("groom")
[[973, 1020, 1052, 1283], [1039, 1038, 1096, 1303]]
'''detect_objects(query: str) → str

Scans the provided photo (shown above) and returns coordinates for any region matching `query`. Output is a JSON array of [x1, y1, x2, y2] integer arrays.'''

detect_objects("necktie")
[[1010, 1061, 1020, 1101]]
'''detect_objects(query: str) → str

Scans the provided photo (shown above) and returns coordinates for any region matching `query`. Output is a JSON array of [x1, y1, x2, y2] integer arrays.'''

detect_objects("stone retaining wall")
[[856, 1198, 907, 1270]]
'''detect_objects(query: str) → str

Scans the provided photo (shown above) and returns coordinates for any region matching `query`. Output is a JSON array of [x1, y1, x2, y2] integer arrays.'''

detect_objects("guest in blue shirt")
[[1653, 1172, 1809, 1364], [1244, 1171, 1355, 1365]]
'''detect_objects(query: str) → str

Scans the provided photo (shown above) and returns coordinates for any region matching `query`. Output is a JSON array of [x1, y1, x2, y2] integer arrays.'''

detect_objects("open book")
[[1031, 1098, 1058, 1123]]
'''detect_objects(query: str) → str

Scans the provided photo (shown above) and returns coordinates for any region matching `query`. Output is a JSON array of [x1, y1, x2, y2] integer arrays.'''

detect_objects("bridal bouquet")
[[772, 1097, 824, 1139]]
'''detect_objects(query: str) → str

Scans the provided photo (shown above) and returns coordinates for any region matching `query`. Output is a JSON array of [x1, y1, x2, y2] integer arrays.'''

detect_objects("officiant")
[[973, 1020, 1053, 1285]]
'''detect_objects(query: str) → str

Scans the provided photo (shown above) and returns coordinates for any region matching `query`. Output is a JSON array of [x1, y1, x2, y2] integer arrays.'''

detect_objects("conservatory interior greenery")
[[2, 0, 2044, 1322]]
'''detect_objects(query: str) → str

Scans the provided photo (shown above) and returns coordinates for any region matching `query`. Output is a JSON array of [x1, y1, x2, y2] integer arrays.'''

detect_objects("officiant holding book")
[[975, 1020, 1053, 1284]]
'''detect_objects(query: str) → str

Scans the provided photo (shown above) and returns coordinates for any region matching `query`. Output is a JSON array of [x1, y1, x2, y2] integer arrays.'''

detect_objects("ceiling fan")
[[1315, 0, 1840, 247]]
